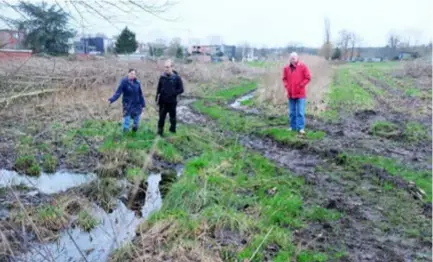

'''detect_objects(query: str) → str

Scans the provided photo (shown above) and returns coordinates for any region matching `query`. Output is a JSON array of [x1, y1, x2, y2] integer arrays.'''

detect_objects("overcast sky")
[[1, 0, 432, 47]]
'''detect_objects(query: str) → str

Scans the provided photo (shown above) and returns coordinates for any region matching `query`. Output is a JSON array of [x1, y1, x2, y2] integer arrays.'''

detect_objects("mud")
[[184, 101, 432, 262]]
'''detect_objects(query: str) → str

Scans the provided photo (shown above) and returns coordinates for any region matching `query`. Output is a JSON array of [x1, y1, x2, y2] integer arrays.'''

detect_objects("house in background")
[[68, 34, 114, 55], [187, 44, 236, 62], [0, 29, 25, 49], [0, 29, 32, 60]]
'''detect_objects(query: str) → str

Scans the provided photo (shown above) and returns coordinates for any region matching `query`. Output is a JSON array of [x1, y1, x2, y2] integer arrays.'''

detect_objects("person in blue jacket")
[[108, 69, 145, 132]]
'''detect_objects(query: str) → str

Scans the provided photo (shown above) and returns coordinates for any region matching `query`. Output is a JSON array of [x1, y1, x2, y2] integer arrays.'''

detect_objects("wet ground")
[[179, 87, 432, 261], [0, 167, 182, 262], [0, 64, 431, 261]]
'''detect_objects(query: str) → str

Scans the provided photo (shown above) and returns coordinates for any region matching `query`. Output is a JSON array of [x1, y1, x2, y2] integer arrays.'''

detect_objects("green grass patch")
[[369, 121, 400, 138], [323, 68, 374, 118], [341, 153, 432, 202], [126, 167, 147, 183], [133, 134, 339, 260], [240, 97, 255, 106], [305, 206, 341, 222], [77, 210, 99, 232], [404, 122, 430, 143], [209, 81, 257, 102], [14, 154, 41, 176], [246, 60, 271, 68], [192, 100, 325, 146], [42, 154, 57, 173]]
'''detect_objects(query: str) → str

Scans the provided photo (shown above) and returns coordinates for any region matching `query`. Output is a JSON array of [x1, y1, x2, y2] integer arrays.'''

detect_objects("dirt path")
[[179, 94, 432, 262]]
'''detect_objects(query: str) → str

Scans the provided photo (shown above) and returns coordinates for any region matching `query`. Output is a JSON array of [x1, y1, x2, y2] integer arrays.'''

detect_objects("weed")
[[322, 67, 374, 118], [296, 250, 328, 262], [342, 154, 432, 202], [126, 167, 146, 183], [110, 242, 135, 262], [370, 121, 400, 138], [77, 210, 99, 232], [305, 206, 341, 222], [404, 122, 430, 143], [42, 154, 57, 173], [14, 154, 41, 176], [209, 81, 257, 102]]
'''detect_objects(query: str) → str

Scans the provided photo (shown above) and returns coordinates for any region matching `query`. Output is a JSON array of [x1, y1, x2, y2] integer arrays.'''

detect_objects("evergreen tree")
[[115, 27, 138, 54], [15, 2, 75, 54]]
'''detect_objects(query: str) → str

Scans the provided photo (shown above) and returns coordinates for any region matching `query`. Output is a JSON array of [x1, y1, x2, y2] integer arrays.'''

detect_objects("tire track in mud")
[[356, 71, 432, 124], [176, 98, 432, 262]]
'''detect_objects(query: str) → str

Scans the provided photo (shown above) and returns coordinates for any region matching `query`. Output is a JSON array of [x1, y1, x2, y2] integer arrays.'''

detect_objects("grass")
[[42, 154, 57, 173], [127, 139, 337, 261], [208, 81, 257, 102], [340, 153, 432, 202], [246, 60, 272, 68], [240, 97, 255, 106], [192, 100, 325, 147], [321, 67, 374, 121], [369, 121, 400, 138], [77, 209, 99, 232], [14, 154, 41, 176], [404, 122, 430, 143]]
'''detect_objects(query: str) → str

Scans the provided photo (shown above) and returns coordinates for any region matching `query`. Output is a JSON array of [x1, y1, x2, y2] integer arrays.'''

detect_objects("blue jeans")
[[123, 114, 140, 130], [288, 98, 306, 131]]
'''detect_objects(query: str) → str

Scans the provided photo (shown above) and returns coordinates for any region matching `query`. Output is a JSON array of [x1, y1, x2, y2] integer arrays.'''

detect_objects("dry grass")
[[0, 56, 262, 107], [110, 219, 223, 262], [256, 55, 333, 115], [401, 59, 432, 78]]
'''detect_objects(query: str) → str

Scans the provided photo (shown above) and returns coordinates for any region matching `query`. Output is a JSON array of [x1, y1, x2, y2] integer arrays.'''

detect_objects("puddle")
[[0, 169, 97, 194], [230, 92, 260, 114], [177, 105, 207, 124], [16, 173, 163, 262]]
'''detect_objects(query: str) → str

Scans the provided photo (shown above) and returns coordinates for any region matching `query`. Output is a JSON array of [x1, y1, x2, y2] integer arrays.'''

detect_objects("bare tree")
[[338, 30, 352, 60], [319, 17, 333, 60], [387, 32, 401, 58], [349, 32, 361, 60], [0, 1, 177, 29]]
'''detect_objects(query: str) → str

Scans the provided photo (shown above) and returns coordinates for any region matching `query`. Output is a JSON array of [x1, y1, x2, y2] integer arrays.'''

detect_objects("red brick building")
[[0, 49, 32, 61], [0, 29, 25, 49]]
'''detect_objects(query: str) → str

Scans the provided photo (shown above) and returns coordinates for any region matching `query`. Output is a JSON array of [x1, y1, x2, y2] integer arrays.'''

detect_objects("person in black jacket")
[[156, 60, 184, 136]]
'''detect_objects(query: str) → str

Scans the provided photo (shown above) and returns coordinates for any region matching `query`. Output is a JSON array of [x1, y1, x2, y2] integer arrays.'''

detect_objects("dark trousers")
[[158, 102, 176, 133]]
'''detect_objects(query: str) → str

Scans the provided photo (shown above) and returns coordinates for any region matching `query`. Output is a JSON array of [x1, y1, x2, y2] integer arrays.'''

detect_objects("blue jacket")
[[109, 77, 145, 117]]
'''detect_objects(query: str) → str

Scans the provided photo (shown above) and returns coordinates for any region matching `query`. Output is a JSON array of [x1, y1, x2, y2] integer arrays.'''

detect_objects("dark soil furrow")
[[183, 102, 431, 262]]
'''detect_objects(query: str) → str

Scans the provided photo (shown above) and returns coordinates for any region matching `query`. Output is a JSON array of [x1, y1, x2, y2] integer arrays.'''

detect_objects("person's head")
[[128, 69, 136, 80], [164, 59, 173, 74], [289, 52, 299, 65]]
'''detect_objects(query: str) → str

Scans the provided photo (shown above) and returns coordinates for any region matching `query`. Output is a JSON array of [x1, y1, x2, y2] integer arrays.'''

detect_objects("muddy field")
[[0, 59, 431, 262]]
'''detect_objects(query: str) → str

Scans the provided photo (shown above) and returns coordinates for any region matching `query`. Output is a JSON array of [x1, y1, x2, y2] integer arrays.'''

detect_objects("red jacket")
[[282, 62, 311, 99]]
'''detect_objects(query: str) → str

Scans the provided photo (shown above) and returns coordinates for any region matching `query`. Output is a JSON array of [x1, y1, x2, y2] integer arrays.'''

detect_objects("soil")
[[0, 76, 431, 261], [184, 94, 432, 261]]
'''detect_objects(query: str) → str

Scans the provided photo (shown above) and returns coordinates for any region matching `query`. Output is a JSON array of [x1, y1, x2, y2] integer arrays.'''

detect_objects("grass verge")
[[123, 139, 340, 261]]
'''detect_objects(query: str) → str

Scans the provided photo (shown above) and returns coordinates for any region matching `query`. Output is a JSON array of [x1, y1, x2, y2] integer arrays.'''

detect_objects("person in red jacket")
[[282, 52, 311, 134]]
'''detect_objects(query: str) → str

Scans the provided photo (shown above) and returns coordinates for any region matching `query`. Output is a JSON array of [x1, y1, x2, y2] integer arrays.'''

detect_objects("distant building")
[[0, 29, 25, 49], [187, 44, 236, 61], [68, 35, 114, 55]]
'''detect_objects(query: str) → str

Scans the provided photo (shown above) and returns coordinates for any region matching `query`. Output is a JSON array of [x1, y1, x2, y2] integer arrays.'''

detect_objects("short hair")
[[165, 59, 173, 67], [289, 52, 298, 58], [128, 68, 135, 73]]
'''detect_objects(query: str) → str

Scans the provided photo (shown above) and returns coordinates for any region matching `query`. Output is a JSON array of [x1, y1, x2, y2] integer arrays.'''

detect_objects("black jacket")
[[156, 70, 184, 104]]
